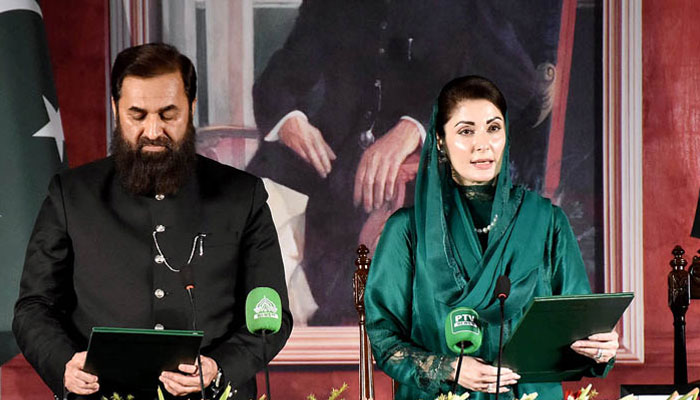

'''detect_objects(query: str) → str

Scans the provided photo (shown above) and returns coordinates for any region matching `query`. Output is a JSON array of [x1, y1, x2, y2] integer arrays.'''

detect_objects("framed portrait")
[[108, 0, 643, 365]]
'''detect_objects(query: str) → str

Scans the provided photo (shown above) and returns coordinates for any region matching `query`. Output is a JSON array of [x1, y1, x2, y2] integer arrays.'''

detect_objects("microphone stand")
[[451, 342, 465, 395], [495, 296, 506, 400], [186, 286, 207, 400], [262, 330, 271, 400]]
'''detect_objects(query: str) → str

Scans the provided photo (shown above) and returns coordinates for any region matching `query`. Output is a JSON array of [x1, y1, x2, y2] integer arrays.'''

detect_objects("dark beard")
[[111, 117, 197, 196]]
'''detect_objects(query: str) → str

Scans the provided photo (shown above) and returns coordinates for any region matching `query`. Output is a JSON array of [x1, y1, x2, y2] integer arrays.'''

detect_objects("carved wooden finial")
[[354, 244, 372, 317], [669, 245, 691, 311], [671, 245, 687, 270], [691, 253, 700, 272], [355, 244, 371, 271], [690, 252, 700, 299]]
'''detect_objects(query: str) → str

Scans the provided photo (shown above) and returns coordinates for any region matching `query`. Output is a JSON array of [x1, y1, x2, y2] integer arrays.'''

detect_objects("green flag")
[[0, 0, 67, 364]]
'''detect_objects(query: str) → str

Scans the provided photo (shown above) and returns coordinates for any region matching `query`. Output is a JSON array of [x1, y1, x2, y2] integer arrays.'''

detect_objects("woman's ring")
[[594, 348, 603, 360], [487, 383, 495, 392]]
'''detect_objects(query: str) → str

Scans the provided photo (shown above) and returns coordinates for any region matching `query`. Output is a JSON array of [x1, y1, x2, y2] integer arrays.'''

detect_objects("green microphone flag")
[[245, 287, 282, 334], [445, 307, 483, 354]]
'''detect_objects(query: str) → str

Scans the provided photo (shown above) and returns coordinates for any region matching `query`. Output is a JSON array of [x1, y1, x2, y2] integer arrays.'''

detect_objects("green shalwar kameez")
[[365, 112, 612, 400]]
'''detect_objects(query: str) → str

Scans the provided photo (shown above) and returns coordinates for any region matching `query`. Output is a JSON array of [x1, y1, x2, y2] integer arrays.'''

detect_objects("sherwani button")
[[155, 194, 165, 200], [154, 289, 165, 298], [154, 324, 164, 330], [154, 255, 165, 264], [155, 225, 165, 232]]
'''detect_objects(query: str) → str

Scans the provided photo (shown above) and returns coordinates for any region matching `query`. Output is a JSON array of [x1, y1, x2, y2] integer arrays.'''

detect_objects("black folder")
[[500, 292, 634, 382], [84, 327, 203, 392]]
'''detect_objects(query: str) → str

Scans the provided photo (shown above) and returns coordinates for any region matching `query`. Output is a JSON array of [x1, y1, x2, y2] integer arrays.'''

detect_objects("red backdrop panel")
[[641, 0, 700, 376], [42, 0, 108, 167]]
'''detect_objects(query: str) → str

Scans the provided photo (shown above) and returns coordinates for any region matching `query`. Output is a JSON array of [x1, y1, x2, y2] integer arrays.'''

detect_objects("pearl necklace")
[[475, 214, 498, 234]]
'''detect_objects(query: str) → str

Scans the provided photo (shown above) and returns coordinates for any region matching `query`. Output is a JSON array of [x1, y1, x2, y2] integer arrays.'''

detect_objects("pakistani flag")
[[0, 0, 67, 364]]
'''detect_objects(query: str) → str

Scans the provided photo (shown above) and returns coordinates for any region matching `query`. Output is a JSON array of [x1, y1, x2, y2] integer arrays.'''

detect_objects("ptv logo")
[[453, 313, 477, 329], [253, 296, 279, 320]]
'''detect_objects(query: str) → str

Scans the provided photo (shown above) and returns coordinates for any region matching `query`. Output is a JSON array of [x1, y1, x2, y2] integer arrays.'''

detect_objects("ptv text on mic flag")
[[0, 0, 67, 364]]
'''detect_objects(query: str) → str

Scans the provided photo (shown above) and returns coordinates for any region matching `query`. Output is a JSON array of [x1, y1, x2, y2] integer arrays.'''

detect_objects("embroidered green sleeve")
[[387, 346, 457, 394]]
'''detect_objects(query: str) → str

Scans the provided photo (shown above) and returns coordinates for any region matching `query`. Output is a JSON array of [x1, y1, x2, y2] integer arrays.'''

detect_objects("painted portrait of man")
[[247, 0, 595, 325], [115, 0, 603, 327]]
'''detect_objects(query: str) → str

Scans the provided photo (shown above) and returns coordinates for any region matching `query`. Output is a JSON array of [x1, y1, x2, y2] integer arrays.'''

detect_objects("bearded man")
[[13, 43, 292, 400]]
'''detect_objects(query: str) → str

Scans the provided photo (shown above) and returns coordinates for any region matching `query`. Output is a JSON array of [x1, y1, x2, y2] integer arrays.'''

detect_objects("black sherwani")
[[12, 155, 292, 399], [248, 0, 545, 324]]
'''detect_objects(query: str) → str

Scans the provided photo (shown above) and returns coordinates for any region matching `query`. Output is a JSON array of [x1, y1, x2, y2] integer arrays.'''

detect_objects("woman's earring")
[[437, 140, 448, 163]]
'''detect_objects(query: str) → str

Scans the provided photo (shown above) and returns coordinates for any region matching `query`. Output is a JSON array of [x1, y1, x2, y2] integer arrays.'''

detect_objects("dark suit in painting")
[[13, 155, 292, 399], [249, 0, 560, 324], [692, 190, 700, 238]]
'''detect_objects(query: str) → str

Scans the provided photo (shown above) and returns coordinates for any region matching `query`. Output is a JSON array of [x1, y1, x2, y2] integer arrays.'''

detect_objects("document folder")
[[501, 292, 634, 382], [84, 327, 203, 392]]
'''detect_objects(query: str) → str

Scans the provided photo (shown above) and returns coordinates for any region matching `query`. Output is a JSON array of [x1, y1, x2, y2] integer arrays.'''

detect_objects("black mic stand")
[[451, 342, 466, 395], [185, 285, 208, 400], [181, 261, 206, 400], [495, 295, 505, 400], [494, 275, 510, 400], [261, 330, 272, 400]]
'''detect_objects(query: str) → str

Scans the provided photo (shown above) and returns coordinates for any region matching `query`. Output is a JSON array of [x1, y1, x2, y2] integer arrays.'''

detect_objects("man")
[[13, 43, 292, 399], [248, 0, 552, 324]]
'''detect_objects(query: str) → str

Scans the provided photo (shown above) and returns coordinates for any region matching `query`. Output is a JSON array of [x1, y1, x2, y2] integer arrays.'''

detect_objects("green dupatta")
[[365, 106, 608, 400]]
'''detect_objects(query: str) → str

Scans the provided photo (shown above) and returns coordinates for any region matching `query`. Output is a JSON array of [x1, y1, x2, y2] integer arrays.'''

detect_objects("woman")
[[365, 76, 618, 400]]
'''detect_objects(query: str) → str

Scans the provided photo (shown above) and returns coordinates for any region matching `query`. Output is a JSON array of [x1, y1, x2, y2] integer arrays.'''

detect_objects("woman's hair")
[[436, 75, 507, 138]]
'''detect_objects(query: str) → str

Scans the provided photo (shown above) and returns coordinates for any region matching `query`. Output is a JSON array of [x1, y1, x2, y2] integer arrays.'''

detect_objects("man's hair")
[[111, 43, 197, 106], [436, 75, 507, 138]]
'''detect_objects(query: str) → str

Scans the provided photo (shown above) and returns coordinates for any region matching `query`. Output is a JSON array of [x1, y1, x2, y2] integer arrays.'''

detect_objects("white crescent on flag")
[[0, 0, 43, 17]]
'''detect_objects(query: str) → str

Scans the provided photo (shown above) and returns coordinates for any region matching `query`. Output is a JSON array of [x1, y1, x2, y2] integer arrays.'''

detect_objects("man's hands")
[[279, 115, 336, 178], [64, 352, 99, 395], [279, 116, 421, 211], [353, 119, 421, 212], [65, 352, 219, 397], [159, 356, 218, 396]]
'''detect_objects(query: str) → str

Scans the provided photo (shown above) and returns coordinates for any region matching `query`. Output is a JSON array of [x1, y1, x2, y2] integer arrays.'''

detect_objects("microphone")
[[494, 275, 511, 400], [246, 287, 283, 400], [444, 307, 483, 395], [179, 262, 207, 400], [180, 262, 195, 291], [495, 275, 511, 301]]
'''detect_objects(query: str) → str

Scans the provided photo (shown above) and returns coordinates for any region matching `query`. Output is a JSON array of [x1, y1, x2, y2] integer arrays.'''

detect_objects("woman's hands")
[[453, 356, 520, 394], [570, 330, 619, 363]]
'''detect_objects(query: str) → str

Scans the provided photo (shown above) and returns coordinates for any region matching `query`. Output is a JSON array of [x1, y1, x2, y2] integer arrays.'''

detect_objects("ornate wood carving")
[[668, 245, 693, 385], [689, 250, 700, 299], [354, 244, 374, 400]]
